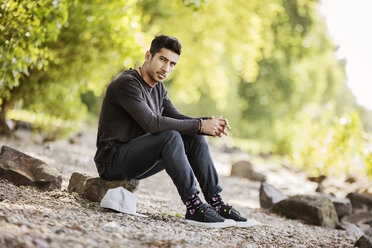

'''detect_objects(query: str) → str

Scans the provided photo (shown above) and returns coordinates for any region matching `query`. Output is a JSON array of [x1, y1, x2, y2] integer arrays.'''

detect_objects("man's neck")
[[138, 64, 157, 87]]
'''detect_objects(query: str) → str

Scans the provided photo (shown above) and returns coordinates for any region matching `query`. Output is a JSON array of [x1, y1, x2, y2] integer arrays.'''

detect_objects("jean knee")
[[159, 130, 182, 143]]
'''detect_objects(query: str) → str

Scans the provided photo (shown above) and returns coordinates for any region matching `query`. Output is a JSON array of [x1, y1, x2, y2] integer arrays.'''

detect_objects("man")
[[94, 35, 256, 228]]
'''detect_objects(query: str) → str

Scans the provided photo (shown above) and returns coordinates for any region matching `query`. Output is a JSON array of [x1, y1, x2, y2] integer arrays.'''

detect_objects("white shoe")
[[236, 218, 260, 227]]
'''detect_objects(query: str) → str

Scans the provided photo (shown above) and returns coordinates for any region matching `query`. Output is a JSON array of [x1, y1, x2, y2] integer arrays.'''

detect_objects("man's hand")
[[201, 116, 231, 137]]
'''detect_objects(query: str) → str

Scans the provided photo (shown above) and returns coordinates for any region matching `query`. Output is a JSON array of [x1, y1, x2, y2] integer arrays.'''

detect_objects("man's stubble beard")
[[145, 62, 160, 84], [147, 57, 167, 83], [148, 68, 165, 84]]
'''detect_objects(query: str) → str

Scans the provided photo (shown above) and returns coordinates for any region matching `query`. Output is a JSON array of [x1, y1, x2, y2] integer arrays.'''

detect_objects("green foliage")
[[2, 0, 144, 137], [237, 1, 346, 139], [275, 105, 370, 177], [365, 150, 372, 177], [81, 90, 100, 117], [0, 0, 68, 102]]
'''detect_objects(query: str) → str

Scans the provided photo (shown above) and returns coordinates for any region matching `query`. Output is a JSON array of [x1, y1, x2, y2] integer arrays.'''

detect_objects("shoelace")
[[200, 203, 224, 219], [221, 203, 241, 216]]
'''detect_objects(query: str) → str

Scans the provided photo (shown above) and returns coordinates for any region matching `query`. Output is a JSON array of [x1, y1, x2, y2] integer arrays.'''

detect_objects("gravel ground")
[[0, 129, 356, 247]]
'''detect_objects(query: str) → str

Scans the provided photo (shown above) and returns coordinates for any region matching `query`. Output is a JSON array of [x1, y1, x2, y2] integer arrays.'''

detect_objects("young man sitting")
[[94, 35, 257, 228]]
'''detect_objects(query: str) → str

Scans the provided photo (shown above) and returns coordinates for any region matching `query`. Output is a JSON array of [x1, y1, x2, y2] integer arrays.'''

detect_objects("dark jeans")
[[101, 130, 222, 202]]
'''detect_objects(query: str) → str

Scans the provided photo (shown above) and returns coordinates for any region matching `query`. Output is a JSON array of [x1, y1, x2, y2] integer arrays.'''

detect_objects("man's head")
[[149, 35, 181, 57], [142, 35, 182, 86]]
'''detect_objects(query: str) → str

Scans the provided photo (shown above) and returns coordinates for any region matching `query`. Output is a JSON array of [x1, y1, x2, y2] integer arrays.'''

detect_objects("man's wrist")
[[198, 118, 203, 134]]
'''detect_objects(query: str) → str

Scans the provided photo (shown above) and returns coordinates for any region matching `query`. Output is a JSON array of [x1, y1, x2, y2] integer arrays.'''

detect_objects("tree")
[[1, 0, 144, 139], [238, 0, 347, 139], [0, 0, 68, 134]]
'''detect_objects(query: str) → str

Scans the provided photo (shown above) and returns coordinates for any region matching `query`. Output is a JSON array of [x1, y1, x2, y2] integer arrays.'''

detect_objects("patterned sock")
[[207, 193, 223, 212], [184, 194, 202, 215]]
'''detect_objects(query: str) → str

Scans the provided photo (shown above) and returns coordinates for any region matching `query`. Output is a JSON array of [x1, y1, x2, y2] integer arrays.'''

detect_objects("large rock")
[[0, 145, 62, 191], [230, 160, 266, 182], [342, 212, 372, 229], [355, 235, 372, 248], [259, 182, 287, 209], [347, 193, 372, 212], [68, 172, 139, 202], [271, 194, 339, 228], [68, 172, 91, 195], [325, 196, 352, 219], [338, 222, 365, 240]]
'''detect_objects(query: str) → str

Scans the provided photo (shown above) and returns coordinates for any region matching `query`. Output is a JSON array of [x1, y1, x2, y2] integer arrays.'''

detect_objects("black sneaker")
[[218, 203, 259, 227], [185, 203, 235, 228]]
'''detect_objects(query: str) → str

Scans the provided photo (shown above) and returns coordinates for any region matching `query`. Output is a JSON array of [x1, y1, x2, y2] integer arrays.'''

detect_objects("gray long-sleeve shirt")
[[94, 69, 200, 176]]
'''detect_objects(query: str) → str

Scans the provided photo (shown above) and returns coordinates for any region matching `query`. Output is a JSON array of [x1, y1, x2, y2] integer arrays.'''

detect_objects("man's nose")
[[162, 62, 170, 72]]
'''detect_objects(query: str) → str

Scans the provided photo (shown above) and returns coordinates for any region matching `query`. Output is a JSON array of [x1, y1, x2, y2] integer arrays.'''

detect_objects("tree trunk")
[[0, 78, 26, 136], [0, 99, 11, 136]]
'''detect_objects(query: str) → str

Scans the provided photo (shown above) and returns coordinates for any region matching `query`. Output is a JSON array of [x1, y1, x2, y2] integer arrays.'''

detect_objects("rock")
[[221, 144, 242, 154], [315, 185, 326, 194], [347, 193, 372, 212], [0, 145, 62, 191], [307, 175, 327, 184], [68, 172, 91, 195], [68, 172, 139, 202], [259, 183, 287, 209], [354, 235, 372, 248], [33, 238, 49, 248], [13, 119, 33, 131], [0, 214, 9, 222], [271, 194, 339, 228], [338, 222, 364, 240], [68, 132, 83, 145], [342, 212, 372, 227], [359, 224, 372, 235], [345, 174, 358, 184], [230, 160, 266, 182], [327, 197, 352, 219], [366, 225, 372, 236]]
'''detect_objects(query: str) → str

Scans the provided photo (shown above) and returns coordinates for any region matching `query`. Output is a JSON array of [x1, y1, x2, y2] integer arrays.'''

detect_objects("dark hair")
[[149, 35, 181, 57]]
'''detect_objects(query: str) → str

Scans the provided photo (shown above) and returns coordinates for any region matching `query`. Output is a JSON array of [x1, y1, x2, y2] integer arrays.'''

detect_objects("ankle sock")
[[207, 193, 223, 212], [184, 194, 202, 215]]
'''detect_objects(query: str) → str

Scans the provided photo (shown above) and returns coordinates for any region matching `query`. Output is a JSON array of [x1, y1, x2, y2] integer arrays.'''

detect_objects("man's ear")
[[145, 51, 151, 62]]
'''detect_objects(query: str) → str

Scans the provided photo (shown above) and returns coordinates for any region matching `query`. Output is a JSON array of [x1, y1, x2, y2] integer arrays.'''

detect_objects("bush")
[[274, 105, 371, 177]]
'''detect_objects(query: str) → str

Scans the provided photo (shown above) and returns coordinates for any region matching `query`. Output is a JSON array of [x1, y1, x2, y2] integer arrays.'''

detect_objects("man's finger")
[[222, 127, 228, 135], [226, 121, 231, 130], [218, 119, 226, 126], [222, 118, 231, 129], [219, 120, 231, 130]]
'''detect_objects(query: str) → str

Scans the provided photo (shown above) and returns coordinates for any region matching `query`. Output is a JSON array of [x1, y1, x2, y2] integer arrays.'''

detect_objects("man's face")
[[145, 48, 179, 83]]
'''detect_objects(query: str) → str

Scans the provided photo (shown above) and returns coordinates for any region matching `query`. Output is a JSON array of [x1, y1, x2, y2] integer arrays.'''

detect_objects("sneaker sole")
[[186, 219, 236, 228], [236, 219, 260, 227]]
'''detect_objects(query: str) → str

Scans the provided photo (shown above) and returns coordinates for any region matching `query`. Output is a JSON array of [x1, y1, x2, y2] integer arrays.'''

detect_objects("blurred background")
[[1, 0, 371, 178]]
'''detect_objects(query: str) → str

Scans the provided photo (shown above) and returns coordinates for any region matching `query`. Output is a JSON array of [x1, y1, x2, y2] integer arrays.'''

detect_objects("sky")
[[319, 0, 372, 111]]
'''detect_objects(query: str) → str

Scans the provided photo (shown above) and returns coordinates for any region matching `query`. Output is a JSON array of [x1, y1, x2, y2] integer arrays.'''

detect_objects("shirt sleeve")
[[116, 79, 199, 136]]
